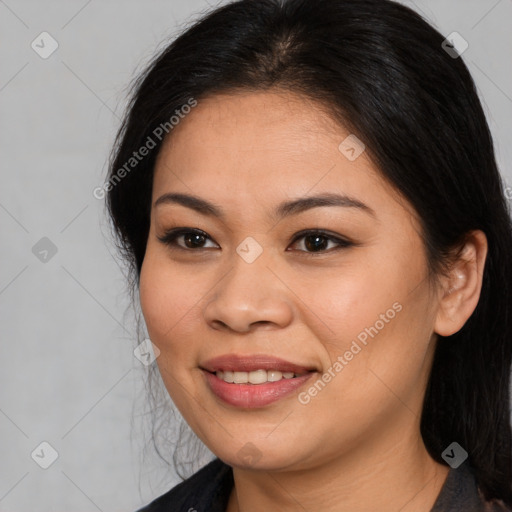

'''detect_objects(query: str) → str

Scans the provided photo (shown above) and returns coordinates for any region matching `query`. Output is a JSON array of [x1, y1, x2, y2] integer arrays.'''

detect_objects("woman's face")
[[139, 90, 441, 471]]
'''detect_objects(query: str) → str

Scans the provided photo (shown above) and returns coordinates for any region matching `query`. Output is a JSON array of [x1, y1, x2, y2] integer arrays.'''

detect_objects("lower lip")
[[203, 370, 315, 408]]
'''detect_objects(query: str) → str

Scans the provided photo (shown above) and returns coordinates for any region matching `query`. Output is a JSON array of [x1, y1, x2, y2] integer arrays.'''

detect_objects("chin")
[[212, 440, 308, 472]]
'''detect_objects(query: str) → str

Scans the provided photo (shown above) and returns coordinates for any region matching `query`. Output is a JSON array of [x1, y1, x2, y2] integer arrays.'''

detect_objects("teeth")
[[223, 371, 234, 383], [215, 369, 299, 384], [248, 369, 267, 384], [268, 370, 283, 382], [233, 371, 248, 384]]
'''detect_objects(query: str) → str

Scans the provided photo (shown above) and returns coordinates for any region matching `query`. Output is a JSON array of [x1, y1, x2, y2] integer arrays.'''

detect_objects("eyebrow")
[[153, 192, 376, 220]]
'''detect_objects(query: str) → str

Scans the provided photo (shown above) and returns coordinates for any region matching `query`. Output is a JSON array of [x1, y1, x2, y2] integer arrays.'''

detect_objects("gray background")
[[1, 1, 511, 511]]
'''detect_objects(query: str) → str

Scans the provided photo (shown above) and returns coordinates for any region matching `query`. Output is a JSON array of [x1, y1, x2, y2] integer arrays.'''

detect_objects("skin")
[[139, 90, 488, 512]]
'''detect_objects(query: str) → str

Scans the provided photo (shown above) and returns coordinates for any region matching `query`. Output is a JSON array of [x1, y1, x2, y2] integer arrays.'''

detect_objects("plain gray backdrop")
[[1, 0, 511, 511]]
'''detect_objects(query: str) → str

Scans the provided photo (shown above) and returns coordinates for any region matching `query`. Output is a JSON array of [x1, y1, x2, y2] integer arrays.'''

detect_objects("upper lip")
[[201, 354, 317, 376]]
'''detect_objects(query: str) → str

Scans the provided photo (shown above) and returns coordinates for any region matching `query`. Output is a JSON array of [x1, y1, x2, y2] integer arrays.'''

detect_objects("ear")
[[434, 230, 488, 337]]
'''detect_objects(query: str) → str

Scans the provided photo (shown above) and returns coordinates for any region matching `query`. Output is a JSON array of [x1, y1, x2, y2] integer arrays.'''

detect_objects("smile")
[[215, 369, 302, 384], [201, 354, 318, 408]]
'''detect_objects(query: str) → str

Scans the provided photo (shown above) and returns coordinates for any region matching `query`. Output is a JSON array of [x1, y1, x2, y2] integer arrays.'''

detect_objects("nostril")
[[251, 320, 271, 327], [211, 320, 229, 330]]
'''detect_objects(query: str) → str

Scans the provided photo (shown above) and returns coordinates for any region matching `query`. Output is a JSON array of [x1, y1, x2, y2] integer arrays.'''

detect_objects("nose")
[[203, 253, 295, 334]]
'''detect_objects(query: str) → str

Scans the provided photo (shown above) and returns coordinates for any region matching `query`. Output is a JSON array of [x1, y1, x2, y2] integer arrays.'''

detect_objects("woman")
[[105, 0, 512, 510]]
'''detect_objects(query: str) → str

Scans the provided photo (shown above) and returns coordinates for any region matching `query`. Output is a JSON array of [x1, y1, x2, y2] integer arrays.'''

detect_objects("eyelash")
[[157, 227, 354, 256]]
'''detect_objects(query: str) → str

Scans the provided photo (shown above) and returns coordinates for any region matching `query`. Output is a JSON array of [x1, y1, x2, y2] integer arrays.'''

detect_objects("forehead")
[[152, 90, 411, 222], [158, 91, 345, 164]]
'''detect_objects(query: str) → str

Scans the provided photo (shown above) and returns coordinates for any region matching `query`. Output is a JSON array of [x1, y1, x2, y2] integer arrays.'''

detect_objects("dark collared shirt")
[[136, 458, 511, 512]]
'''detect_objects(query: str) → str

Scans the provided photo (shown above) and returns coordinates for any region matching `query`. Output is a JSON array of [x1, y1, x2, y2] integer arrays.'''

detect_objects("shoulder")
[[135, 458, 233, 512], [431, 463, 512, 512], [478, 490, 512, 512]]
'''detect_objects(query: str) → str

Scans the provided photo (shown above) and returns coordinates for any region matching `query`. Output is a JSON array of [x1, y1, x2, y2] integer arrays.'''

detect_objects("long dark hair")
[[106, 0, 512, 504]]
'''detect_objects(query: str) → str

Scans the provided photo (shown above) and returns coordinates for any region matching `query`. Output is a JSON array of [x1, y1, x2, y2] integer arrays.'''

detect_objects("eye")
[[157, 228, 218, 250], [288, 229, 353, 254], [157, 228, 353, 254]]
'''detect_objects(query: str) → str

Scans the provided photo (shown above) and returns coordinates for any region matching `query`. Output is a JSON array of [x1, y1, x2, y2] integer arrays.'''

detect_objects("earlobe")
[[434, 230, 488, 337]]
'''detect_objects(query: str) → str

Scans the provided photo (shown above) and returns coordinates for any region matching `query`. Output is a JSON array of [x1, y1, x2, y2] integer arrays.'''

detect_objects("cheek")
[[296, 259, 407, 347], [326, 280, 433, 409], [139, 251, 203, 406], [139, 249, 201, 354], [302, 247, 432, 377], [139, 257, 168, 339]]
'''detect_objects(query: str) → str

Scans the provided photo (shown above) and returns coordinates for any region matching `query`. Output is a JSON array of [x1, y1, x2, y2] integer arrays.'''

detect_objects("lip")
[[201, 354, 316, 375], [200, 354, 317, 408]]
